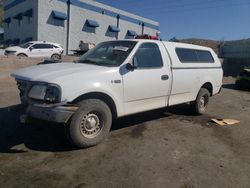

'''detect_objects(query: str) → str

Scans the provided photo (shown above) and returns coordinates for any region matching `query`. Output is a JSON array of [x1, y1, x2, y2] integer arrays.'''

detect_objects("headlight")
[[28, 84, 61, 103], [28, 85, 47, 100]]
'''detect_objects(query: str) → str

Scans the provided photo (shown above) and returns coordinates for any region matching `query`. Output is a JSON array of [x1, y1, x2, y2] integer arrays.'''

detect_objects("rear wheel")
[[65, 99, 112, 148], [191, 88, 210, 115], [51, 54, 61, 60]]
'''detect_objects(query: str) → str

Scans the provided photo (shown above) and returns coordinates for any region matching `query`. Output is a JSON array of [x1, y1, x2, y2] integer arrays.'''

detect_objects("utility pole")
[[116, 15, 120, 40], [66, 0, 71, 55], [141, 23, 145, 35]]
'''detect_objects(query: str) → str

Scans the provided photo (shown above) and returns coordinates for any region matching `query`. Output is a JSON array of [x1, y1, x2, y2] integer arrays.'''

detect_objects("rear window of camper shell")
[[175, 48, 214, 63]]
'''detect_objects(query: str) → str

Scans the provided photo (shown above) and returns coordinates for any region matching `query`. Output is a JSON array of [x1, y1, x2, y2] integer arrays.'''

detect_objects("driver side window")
[[134, 43, 163, 68]]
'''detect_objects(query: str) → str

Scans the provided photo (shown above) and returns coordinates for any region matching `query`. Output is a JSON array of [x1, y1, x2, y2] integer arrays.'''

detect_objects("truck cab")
[[11, 39, 223, 148]]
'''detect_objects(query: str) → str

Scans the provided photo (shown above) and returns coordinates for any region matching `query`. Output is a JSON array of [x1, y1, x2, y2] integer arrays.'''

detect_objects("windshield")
[[77, 41, 137, 67], [20, 42, 33, 49]]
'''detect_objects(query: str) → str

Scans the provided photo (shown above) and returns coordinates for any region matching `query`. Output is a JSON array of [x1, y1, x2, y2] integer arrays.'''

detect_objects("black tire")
[[66, 99, 112, 148], [51, 54, 61, 60], [190, 88, 210, 115], [17, 53, 28, 58]]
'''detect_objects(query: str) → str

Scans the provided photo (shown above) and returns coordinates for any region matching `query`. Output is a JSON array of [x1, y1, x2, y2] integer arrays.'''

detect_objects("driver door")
[[122, 42, 171, 115]]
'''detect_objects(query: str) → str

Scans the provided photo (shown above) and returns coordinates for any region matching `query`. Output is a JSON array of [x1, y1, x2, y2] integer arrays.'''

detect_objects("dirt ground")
[[0, 57, 250, 188]]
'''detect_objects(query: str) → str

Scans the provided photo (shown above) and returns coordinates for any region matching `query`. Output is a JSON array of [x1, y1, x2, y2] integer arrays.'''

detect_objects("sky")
[[97, 0, 250, 41]]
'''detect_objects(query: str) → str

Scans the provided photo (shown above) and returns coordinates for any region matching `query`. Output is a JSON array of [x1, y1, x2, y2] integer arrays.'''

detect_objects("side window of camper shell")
[[175, 48, 214, 63]]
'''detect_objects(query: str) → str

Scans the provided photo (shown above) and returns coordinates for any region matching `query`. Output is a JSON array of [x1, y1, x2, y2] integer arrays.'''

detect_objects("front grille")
[[16, 79, 30, 104]]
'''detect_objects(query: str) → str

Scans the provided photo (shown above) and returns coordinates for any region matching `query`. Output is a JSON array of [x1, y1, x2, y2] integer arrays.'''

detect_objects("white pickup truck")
[[11, 39, 223, 148]]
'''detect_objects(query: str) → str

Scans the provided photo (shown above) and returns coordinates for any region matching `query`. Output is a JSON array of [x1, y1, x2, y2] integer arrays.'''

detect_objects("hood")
[[5, 46, 23, 51], [11, 62, 109, 82]]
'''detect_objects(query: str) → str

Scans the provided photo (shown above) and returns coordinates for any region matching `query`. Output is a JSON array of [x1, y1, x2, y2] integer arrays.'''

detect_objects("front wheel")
[[66, 99, 112, 148], [190, 88, 210, 115]]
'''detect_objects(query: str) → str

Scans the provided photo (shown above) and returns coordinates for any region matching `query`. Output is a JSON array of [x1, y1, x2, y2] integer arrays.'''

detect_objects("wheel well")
[[71, 92, 117, 118], [51, 53, 61, 58], [51, 53, 60, 56], [17, 53, 28, 57], [201, 82, 213, 96]]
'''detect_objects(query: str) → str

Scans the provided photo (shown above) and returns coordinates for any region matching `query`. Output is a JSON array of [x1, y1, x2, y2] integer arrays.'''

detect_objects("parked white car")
[[5, 41, 64, 60], [11, 39, 223, 148]]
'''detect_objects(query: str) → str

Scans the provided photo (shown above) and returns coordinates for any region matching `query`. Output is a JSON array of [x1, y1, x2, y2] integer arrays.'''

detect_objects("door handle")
[[161, 75, 169, 80]]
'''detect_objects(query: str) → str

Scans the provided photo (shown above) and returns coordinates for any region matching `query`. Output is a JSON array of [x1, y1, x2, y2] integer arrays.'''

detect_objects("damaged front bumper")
[[23, 102, 78, 124]]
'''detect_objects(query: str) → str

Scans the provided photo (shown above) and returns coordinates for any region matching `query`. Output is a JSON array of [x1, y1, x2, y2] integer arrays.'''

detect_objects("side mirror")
[[126, 57, 137, 71], [126, 63, 136, 71], [29, 47, 33, 51]]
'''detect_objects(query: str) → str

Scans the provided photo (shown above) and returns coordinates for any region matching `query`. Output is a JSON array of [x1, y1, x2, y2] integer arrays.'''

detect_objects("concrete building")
[[3, 0, 160, 54]]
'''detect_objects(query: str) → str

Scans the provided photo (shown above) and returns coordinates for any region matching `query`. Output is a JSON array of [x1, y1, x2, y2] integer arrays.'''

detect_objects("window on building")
[[27, 17, 32, 24], [3, 17, 11, 29], [13, 13, 23, 27], [52, 10, 67, 20], [133, 43, 163, 68], [86, 19, 99, 28], [23, 9, 33, 24], [176, 48, 214, 63]]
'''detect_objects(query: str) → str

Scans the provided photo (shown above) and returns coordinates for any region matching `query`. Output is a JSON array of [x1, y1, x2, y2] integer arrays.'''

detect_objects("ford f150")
[[11, 39, 223, 148]]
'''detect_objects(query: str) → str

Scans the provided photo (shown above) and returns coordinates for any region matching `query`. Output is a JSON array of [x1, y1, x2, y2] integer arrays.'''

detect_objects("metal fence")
[[219, 39, 250, 59]]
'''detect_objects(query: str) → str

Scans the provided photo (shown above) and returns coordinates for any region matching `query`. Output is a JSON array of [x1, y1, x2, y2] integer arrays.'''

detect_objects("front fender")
[[64, 84, 124, 117]]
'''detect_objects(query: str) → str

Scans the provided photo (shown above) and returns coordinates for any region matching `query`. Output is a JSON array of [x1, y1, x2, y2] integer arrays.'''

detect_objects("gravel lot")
[[0, 57, 250, 188]]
